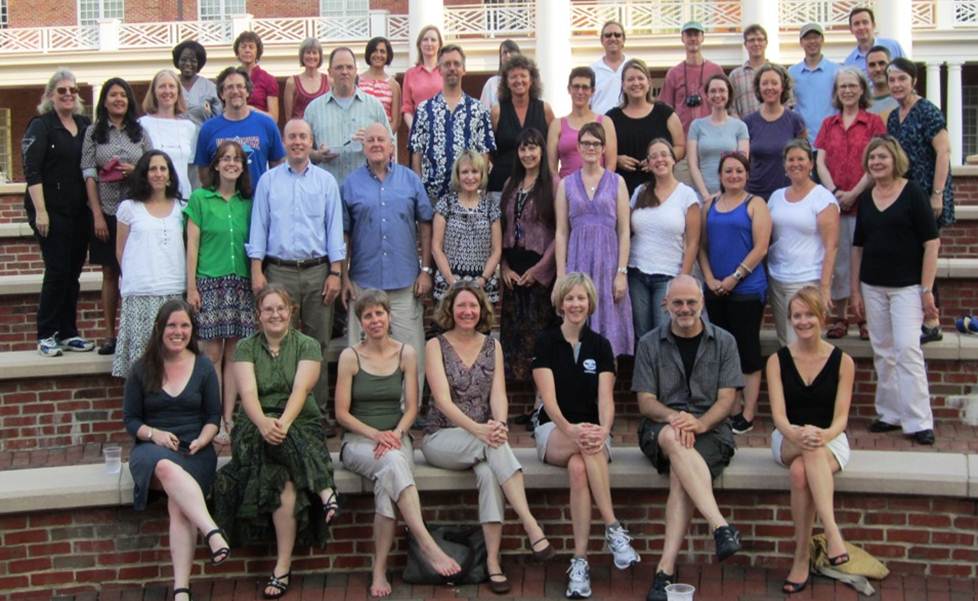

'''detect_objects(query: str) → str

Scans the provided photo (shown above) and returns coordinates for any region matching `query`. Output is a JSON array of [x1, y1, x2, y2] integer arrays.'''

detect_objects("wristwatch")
[[421, 266, 433, 275], [616, 267, 627, 274], [328, 270, 341, 278]]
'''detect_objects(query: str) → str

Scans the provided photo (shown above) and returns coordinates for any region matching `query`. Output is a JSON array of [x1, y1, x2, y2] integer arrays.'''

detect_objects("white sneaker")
[[565, 557, 591, 599], [38, 334, 63, 357], [606, 524, 640, 569]]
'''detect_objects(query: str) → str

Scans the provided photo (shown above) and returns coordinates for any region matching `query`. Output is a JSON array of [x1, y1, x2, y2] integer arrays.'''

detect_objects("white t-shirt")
[[480, 75, 501, 109], [767, 184, 839, 283], [138, 115, 198, 201], [628, 182, 700, 277], [590, 54, 629, 116], [117, 199, 187, 297]]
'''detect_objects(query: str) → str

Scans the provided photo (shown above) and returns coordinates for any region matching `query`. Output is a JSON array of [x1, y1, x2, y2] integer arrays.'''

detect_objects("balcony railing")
[[0, 1, 974, 55]]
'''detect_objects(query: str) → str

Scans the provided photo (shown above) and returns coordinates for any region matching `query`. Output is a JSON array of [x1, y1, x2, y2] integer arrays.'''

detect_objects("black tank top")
[[778, 346, 842, 429], [488, 98, 548, 192]]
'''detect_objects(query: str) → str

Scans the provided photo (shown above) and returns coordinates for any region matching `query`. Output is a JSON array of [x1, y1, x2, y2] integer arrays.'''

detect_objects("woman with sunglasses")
[[23, 70, 96, 357]]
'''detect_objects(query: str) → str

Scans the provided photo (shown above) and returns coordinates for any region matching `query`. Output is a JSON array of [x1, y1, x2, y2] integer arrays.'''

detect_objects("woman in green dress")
[[213, 283, 337, 600]]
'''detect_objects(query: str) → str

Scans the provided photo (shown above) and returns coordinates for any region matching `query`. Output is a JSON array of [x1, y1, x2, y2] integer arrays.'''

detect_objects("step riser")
[[0, 490, 973, 597], [0, 292, 109, 352]]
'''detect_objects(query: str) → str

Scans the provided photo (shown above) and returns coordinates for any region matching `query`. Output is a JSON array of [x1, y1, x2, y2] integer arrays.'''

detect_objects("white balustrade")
[[444, 3, 534, 37]]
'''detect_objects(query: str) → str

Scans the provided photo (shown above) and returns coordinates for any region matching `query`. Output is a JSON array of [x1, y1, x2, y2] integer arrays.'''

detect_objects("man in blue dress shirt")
[[789, 23, 839, 143], [843, 7, 905, 76], [246, 118, 346, 415], [341, 122, 434, 390]]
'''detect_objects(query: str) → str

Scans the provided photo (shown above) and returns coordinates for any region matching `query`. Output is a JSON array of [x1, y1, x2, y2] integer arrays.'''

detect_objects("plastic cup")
[[665, 583, 695, 601], [103, 443, 122, 474]]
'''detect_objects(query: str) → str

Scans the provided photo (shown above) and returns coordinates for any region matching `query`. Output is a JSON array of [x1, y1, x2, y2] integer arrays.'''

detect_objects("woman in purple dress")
[[555, 122, 633, 357]]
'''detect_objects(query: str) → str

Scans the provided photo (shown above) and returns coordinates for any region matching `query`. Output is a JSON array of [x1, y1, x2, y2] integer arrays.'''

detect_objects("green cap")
[[681, 21, 705, 33]]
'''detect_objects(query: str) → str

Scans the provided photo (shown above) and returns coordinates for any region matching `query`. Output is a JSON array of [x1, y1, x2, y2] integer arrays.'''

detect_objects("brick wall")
[[0, 374, 125, 452], [0, 292, 107, 352], [7, 0, 75, 28], [0, 490, 974, 599]]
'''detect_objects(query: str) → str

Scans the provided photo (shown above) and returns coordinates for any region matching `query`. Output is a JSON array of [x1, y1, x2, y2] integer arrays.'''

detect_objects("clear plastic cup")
[[103, 443, 122, 474], [665, 583, 695, 601]]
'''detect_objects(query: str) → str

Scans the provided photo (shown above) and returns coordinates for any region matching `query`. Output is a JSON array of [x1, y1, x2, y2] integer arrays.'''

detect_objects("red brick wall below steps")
[[0, 491, 974, 599], [0, 292, 110, 352], [2, 357, 972, 452]]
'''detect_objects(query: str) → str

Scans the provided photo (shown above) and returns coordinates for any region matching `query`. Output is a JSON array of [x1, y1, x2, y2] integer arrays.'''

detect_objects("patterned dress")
[[887, 98, 955, 227], [213, 329, 334, 547], [564, 169, 634, 357], [423, 334, 495, 434], [433, 192, 501, 302]]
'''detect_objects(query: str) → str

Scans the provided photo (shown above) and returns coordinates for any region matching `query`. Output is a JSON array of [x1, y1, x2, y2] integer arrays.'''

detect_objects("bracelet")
[[146, 427, 155, 442], [921, 287, 932, 295], [738, 262, 753, 274], [932, 189, 945, 196]]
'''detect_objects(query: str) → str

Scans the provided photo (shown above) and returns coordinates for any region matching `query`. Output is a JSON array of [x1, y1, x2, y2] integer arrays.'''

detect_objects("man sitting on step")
[[632, 274, 743, 601]]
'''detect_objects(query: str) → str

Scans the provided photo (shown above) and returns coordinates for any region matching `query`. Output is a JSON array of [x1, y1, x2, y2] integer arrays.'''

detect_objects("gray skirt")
[[112, 294, 183, 378]]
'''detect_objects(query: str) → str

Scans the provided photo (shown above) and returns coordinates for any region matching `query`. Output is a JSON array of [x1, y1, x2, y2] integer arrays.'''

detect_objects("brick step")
[[0, 446, 975, 597]]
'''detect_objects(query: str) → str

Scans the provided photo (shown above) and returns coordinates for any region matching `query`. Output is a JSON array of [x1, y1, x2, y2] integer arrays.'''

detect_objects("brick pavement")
[[31, 564, 978, 601]]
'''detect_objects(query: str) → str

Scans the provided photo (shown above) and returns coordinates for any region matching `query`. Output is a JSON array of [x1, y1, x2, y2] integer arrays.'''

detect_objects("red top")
[[289, 73, 330, 119], [247, 65, 279, 113], [401, 64, 442, 116], [815, 110, 886, 214]]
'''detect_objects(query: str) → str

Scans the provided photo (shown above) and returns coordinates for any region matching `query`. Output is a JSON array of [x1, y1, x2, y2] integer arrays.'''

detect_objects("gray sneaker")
[[606, 524, 640, 569], [38, 334, 63, 357], [60, 336, 95, 352], [565, 557, 591, 599]]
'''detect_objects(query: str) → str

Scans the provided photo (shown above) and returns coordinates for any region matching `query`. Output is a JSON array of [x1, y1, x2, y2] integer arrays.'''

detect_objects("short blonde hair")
[[788, 285, 827, 326], [142, 69, 187, 115], [450, 150, 489, 192], [862, 135, 909, 179], [551, 272, 598, 317], [434, 283, 494, 333]]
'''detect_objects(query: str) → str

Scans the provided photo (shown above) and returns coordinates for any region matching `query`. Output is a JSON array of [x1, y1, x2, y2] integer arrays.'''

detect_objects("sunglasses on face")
[[56, 87, 79, 96]]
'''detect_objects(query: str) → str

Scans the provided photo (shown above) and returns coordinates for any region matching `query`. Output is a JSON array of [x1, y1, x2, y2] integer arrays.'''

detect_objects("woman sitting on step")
[[122, 299, 229, 601], [335, 289, 461, 597], [767, 286, 854, 594]]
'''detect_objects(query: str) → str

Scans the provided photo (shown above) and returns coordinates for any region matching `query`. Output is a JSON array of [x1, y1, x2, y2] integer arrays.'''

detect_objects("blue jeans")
[[628, 269, 672, 343]]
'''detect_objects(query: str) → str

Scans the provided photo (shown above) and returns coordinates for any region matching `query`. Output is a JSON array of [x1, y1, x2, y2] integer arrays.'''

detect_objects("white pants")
[[862, 283, 933, 432], [347, 281, 426, 395], [341, 433, 415, 519], [769, 278, 819, 347]]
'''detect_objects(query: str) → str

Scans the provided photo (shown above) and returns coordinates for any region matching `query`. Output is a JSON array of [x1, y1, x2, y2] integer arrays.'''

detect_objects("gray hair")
[[38, 67, 85, 115]]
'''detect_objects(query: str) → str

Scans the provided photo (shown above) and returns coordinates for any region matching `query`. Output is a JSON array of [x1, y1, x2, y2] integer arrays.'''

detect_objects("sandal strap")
[[173, 588, 192, 601], [267, 572, 291, 590]]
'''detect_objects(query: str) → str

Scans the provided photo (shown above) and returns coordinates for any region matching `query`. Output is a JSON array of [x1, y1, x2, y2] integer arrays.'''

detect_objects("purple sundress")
[[565, 169, 634, 356]]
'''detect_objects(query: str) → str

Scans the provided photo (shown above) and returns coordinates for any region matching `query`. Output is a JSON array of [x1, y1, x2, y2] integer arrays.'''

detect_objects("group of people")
[[20, 7, 951, 601]]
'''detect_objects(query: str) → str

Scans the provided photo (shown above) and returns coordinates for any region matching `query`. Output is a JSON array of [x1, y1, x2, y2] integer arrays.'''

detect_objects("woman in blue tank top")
[[699, 152, 771, 436]]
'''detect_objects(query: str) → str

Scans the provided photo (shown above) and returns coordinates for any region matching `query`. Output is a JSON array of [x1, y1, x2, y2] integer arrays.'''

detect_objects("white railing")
[[387, 14, 410, 41], [444, 3, 534, 38], [571, 1, 740, 34], [0, 24, 97, 52], [778, 0, 868, 28], [118, 21, 232, 48], [955, 1, 978, 25]]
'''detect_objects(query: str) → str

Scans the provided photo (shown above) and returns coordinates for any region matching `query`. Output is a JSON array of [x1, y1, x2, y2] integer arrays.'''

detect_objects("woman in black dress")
[[766, 286, 854, 593], [123, 299, 228, 601]]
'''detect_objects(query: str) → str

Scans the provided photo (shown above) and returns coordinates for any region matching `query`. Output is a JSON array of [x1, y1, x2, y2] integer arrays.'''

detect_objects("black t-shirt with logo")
[[532, 326, 616, 425]]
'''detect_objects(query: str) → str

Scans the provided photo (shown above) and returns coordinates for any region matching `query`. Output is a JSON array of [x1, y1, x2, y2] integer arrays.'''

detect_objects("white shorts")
[[771, 428, 851, 471], [534, 420, 613, 463]]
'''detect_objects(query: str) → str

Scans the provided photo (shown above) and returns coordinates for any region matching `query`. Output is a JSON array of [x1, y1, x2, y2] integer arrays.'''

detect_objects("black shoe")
[[97, 338, 116, 355], [730, 413, 754, 435], [868, 419, 901, 433], [645, 570, 674, 601], [783, 574, 811, 594], [713, 524, 741, 562], [920, 324, 943, 344], [910, 429, 935, 445]]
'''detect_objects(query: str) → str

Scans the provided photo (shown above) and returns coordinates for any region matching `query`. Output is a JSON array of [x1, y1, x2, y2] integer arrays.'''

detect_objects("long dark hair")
[[500, 128, 555, 229], [141, 300, 199, 393], [128, 150, 180, 201], [634, 138, 676, 211], [208, 140, 253, 199], [93, 77, 144, 145]]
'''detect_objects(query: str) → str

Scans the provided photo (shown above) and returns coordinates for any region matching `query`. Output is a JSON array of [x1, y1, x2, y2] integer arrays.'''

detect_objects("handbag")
[[402, 524, 487, 585], [810, 534, 889, 596], [98, 157, 126, 183]]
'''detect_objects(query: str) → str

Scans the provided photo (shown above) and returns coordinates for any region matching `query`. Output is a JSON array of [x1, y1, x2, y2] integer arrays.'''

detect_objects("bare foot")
[[420, 540, 461, 577], [370, 571, 392, 598]]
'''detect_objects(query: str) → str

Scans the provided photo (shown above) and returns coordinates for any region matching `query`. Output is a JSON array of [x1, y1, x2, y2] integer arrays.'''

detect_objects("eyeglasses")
[[579, 141, 603, 149], [570, 84, 592, 91], [56, 86, 79, 96]]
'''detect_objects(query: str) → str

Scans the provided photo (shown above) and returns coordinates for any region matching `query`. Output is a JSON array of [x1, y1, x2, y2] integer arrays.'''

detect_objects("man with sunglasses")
[[589, 21, 629, 115], [633, 274, 742, 601]]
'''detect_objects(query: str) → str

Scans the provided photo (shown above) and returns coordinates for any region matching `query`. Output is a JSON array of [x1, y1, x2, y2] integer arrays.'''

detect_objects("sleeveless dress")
[[565, 169, 634, 356], [488, 98, 548, 193], [423, 334, 495, 434], [557, 115, 605, 179], [290, 73, 330, 119], [359, 76, 395, 124]]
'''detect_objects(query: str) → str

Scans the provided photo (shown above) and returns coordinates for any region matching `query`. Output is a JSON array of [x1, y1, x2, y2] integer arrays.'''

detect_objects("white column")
[[936, 0, 955, 31], [947, 60, 963, 166], [876, 0, 913, 57], [740, 0, 780, 64], [408, 0, 444, 66], [231, 14, 253, 39], [368, 10, 389, 38], [97, 18, 120, 52], [926, 62, 942, 110], [535, 0, 572, 116]]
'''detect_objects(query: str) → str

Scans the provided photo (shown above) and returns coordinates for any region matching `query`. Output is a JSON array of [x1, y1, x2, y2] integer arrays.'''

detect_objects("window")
[[78, 0, 123, 25], [964, 85, 978, 159], [1, 0, 8, 29], [199, 0, 246, 21], [0, 108, 10, 184], [320, 0, 368, 16]]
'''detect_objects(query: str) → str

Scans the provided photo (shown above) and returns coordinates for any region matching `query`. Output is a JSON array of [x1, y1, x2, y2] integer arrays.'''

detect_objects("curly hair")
[[497, 54, 542, 103]]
